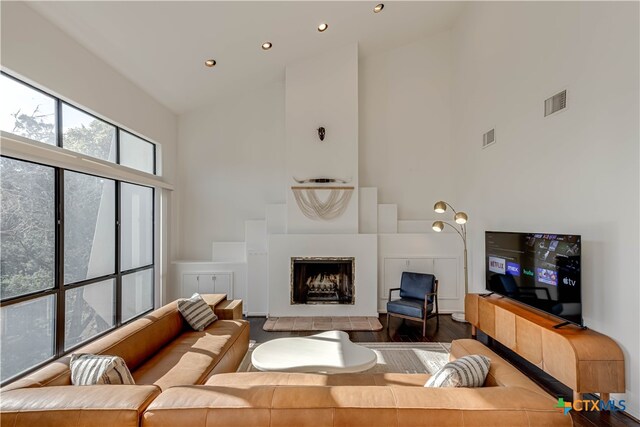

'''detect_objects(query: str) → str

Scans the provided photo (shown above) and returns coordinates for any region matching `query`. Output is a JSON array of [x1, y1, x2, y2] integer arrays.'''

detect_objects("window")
[[121, 183, 153, 271], [122, 269, 153, 323], [1, 72, 157, 174], [0, 74, 56, 145], [1, 157, 57, 382], [0, 156, 155, 383], [64, 171, 116, 284], [0, 295, 55, 381], [1, 73, 158, 384], [120, 131, 155, 174], [0, 157, 55, 299], [121, 182, 154, 323], [62, 104, 117, 162], [64, 279, 115, 350]]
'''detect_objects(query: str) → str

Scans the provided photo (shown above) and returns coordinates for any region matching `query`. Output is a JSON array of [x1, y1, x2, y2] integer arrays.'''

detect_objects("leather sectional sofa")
[[0, 294, 249, 427], [1, 295, 571, 426]]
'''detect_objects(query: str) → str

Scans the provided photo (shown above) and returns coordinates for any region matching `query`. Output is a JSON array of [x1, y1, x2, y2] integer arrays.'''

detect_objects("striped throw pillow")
[[178, 293, 218, 331], [70, 354, 135, 385], [424, 354, 491, 388]]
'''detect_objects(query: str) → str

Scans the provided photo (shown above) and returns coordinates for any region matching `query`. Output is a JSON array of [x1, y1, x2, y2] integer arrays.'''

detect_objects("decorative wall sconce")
[[317, 127, 326, 141]]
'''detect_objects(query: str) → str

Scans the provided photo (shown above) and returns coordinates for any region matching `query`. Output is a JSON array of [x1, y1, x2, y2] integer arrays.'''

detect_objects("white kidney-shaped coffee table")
[[251, 330, 377, 374]]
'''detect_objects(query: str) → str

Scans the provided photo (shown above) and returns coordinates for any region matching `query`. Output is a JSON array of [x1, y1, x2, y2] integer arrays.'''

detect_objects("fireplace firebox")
[[291, 257, 355, 305]]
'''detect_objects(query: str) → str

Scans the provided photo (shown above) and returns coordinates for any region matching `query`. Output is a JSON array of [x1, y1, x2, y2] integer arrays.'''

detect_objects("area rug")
[[238, 341, 451, 374], [262, 316, 383, 332]]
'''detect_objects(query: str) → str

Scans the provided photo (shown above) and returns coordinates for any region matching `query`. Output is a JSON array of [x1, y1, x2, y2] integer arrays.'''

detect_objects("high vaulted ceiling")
[[27, 1, 465, 114]]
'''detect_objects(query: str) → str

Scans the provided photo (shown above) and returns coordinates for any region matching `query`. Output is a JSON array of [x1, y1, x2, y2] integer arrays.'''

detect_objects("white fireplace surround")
[[268, 234, 377, 317]]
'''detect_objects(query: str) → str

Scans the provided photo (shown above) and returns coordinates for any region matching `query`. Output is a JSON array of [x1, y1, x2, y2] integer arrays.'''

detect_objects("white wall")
[[286, 43, 359, 233], [176, 34, 458, 251], [176, 81, 286, 259], [451, 1, 639, 417], [0, 2, 177, 180], [1, 1, 179, 303], [360, 30, 455, 219]]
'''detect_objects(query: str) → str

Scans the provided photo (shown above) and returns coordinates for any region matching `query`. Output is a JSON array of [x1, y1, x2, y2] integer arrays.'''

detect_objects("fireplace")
[[291, 257, 355, 305]]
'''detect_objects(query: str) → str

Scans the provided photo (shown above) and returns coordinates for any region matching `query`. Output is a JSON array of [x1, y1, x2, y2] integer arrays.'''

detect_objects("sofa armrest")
[[201, 294, 228, 309], [0, 385, 160, 427], [214, 299, 243, 320]]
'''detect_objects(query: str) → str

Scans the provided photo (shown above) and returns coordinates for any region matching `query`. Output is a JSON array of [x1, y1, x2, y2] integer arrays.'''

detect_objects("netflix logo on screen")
[[489, 257, 506, 274]]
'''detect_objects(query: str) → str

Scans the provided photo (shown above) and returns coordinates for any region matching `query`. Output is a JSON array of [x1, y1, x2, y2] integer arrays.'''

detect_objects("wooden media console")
[[465, 293, 625, 402]]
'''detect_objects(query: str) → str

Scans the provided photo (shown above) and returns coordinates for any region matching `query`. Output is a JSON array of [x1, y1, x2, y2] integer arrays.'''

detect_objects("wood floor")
[[247, 314, 639, 427]]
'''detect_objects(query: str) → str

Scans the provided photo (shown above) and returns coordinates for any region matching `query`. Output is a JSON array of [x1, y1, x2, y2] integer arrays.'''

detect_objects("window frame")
[[1, 71, 157, 176], [0, 155, 155, 385]]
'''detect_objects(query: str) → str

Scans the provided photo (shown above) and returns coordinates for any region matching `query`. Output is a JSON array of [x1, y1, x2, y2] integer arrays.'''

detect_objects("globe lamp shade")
[[434, 201, 447, 213], [454, 212, 468, 224], [432, 221, 444, 232]]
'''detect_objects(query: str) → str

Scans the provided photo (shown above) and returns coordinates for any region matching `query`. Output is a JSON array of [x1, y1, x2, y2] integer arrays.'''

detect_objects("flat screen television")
[[485, 231, 582, 326]]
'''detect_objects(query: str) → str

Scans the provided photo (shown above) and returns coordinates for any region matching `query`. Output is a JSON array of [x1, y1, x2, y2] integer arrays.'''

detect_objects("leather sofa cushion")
[[387, 298, 432, 318], [206, 372, 430, 387], [87, 302, 186, 371], [450, 339, 550, 398], [133, 319, 248, 390]]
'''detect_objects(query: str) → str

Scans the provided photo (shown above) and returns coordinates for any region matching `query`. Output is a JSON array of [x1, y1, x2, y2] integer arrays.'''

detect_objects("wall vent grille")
[[545, 90, 567, 116], [482, 128, 495, 148]]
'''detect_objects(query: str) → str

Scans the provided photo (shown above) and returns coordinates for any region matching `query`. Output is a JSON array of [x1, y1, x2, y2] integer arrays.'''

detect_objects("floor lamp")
[[432, 201, 468, 323]]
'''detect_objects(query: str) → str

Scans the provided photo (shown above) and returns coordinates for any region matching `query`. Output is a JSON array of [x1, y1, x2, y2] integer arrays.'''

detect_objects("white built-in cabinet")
[[379, 257, 459, 312], [172, 261, 246, 314], [181, 272, 233, 299]]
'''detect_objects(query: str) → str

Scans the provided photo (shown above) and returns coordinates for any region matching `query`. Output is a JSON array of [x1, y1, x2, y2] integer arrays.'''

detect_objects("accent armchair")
[[387, 272, 439, 336]]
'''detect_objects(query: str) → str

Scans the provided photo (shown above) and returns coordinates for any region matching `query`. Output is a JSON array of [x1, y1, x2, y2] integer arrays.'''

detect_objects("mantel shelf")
[[291, 186, 354, 190]]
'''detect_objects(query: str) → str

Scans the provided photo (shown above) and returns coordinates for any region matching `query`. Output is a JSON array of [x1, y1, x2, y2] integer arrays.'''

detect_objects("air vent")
[[482, 128, 495, 148], [545, 90, 567, 116]]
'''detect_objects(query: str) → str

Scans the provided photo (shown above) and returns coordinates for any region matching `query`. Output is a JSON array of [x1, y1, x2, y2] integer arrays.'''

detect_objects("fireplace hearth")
[[291, 257, 354, 305]]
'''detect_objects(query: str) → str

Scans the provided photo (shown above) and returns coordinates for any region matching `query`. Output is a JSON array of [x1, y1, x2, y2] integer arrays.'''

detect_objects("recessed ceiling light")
[[204, 59, 216, 67], [373, 3, 384, 13], [262, 42, 272, 50], [317, 23, 328, 32]]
